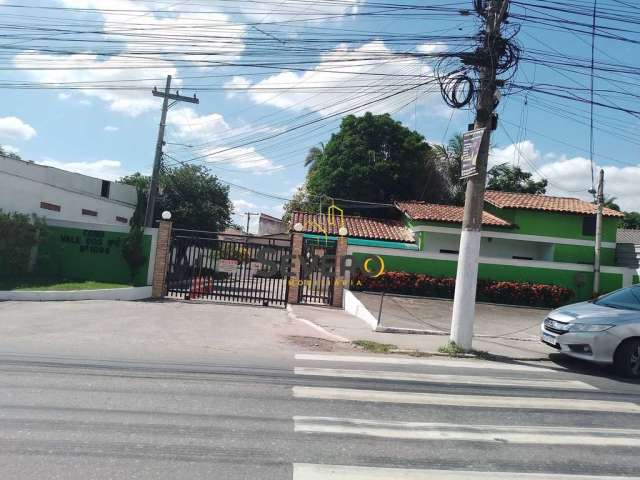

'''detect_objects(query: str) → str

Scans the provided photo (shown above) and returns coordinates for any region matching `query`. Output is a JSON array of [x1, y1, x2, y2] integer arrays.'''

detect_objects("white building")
[[0, 156, 137, 226]]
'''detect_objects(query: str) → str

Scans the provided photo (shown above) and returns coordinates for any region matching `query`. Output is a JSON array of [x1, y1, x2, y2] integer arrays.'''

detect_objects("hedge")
[[351, 271, 574, 308]]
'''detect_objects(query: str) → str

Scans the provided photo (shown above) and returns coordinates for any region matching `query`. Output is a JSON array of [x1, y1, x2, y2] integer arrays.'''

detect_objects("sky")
[[1, 0, 639, 231]]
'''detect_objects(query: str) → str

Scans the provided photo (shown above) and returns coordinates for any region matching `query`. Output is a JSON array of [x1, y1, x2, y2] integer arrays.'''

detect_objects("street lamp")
[[161, 211, 172, 221]]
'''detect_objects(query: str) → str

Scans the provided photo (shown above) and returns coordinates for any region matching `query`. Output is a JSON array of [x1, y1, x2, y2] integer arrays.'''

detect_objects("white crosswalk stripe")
[[295, 353, 556, 373], [294, 416, 640, 446], [293, 464, 640, 480], [291, 352, 638, 479], [294, 366, 596, 390]]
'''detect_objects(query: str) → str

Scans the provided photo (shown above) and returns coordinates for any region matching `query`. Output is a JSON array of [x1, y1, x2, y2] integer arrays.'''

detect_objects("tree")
[[487, 163, 548, 194], [0, 146, 23, 161], [304, 113, 447, 214], [119, 165, 232, 231], [433, 134, 465, 205], [604, 197, 621, 211], [304, 142, 325, 170], [623, 211, 640, 230]]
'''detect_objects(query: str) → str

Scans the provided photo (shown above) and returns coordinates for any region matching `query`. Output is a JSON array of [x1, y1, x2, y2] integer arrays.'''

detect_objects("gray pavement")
[[0, 300, 639, 479], [290, 301, 554, 360]]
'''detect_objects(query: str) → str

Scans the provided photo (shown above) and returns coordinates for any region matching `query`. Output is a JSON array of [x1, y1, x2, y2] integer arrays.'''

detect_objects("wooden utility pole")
[[593, 169, 604, 296], [144, 75, 200, 227], [450, 0, 510, 350]]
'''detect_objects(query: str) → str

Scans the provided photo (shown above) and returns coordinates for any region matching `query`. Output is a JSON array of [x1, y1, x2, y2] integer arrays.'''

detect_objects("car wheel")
[[614, 339, 640, 378]]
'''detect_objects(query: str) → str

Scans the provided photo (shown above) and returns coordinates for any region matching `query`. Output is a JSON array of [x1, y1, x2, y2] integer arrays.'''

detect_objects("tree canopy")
[[303, 113, 448, 213], [120, 164, 232, 231], [486, 163, 548, 194]]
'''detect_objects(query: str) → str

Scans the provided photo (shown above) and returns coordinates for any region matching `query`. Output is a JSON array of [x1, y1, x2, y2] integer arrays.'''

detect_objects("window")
[[82, 208, 98, 217], [101, 180, 111, 198], [116, 216, 128, 224], [40, 201, 61, 212], [582, 216, 596, 236], [440, 249, 459, 255], [594, 286, 640, 311]]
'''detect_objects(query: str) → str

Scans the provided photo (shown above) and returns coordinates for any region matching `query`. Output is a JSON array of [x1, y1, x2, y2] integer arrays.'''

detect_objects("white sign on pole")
[[461, 128, 486, 179], [217, 259, 239, 274]]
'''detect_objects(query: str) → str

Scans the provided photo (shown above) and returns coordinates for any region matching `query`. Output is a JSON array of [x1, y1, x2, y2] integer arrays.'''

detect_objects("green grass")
[[0, 276, 131, 291], [438, 341, 494, 360], [353, 340, 397, 354]]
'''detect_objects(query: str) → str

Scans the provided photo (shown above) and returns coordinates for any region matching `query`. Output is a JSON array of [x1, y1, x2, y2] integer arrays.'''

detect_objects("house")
[[0, 155, 137, 226], [291, 191, 636, 300], [616, 229, 640, 278], [258, 213, 287, 236]]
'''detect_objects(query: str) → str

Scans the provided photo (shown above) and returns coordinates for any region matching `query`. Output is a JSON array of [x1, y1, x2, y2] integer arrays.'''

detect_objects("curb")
[[286, 305, 350, 343], [375, 326, 538, 343]]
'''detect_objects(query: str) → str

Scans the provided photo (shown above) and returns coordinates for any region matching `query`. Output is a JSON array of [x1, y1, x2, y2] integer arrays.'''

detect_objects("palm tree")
[[603, 197, 621, 211], [304, 142, 325, 170], [434, 134, 465, 205]]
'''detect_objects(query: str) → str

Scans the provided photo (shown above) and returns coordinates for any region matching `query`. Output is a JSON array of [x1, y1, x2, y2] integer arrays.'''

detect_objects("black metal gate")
[[166, 229, 290, 306], [298, 238, 336, 305]]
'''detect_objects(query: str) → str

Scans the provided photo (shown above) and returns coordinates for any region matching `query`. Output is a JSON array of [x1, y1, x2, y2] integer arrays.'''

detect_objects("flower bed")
[[351, 271, 574, 309]]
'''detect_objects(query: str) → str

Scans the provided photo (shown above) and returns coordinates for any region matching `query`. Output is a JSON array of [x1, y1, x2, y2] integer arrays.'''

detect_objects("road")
[[0, 301, 639, 479]]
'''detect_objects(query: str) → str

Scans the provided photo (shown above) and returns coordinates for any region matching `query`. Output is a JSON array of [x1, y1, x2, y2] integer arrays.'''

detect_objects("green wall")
[[352, 251, 624, 302], [36, 226, 152, 285]]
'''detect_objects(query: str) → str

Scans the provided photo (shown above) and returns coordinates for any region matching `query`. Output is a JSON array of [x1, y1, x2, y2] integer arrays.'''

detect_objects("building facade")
[[0, 156, 137, 226]]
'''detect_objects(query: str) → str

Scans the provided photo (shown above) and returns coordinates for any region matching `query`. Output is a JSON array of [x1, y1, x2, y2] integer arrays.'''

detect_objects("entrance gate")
[[166, 229, 290, 306], [298, 238, 336, 305]]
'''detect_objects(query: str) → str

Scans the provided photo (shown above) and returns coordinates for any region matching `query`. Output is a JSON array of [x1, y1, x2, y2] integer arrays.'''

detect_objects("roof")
[[484, 190, 624, 218], [290, 211, 415, 243], [396, 201, 512, 227], [617, 228, 640, 244], [259, 212, 284, 223]]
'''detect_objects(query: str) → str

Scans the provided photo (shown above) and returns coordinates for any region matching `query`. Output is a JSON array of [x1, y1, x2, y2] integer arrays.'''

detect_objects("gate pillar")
[[287, 233, 303, 304], [152, 220, 173, 298], [332, 236, 348, 307]]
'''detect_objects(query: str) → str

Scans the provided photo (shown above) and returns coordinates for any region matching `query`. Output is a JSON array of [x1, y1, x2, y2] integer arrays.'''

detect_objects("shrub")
[[0, 211, 46, 277], [351, 271, 574, 308]]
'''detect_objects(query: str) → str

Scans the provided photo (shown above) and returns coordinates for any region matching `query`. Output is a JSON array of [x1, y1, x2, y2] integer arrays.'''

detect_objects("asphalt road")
[[0, 301, 639, 479]]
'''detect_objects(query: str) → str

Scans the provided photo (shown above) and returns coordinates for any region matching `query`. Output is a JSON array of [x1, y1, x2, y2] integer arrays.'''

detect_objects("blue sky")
[[1, 0, 639, 229]]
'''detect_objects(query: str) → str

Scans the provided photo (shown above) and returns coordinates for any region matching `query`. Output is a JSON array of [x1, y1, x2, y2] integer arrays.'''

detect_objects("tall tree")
[[486, 163, 548, 194], [603, 197, 621, 211], [304, 142, 325, 170], [120, 165, 232, 231], [433, 133, 465, 205], [622, 211, 640, 230], [304, 113, 447, 214]]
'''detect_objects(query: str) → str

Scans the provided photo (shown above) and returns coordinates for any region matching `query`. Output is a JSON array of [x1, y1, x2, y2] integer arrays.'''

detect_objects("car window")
[[595, 287, 640, 311]]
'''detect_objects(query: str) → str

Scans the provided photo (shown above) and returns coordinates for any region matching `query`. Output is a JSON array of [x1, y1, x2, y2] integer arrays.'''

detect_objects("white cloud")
[[233, 199, 256, 211], [168, 107, 229, 140], [166, 108, 278, 171], [490, 140, 640, 212], [238, 0, 362, 23], [57, 92, 71, 100], [16, 1, 245, 116], [247, 40, 441, 117], [0, 116, 37, 141], [1, 145, 20, 155], [37, 159, 129, 181], [416, 42, 448, 54], [224, 76, 250, 99], [104, 125, 119, 132]]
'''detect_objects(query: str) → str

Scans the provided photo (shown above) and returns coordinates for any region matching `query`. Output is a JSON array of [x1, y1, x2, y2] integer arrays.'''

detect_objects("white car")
[[541, 285, 640, 377]]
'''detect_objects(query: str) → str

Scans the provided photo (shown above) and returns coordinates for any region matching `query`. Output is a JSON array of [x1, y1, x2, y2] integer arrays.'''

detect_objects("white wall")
[[422, 231, 554, 261], [0, 157, 136, 226]]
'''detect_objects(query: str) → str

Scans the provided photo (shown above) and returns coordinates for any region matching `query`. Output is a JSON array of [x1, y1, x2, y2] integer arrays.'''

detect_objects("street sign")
[[460, 127, 486, 179]]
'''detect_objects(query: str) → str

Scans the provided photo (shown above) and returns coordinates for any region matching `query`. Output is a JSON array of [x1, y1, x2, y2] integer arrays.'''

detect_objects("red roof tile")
[[396, 201, 512, 227], [484, 190, 624, 218], [290, 212, 415, 243]]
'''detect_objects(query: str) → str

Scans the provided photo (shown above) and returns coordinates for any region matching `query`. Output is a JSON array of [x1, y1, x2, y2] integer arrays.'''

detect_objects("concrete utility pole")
[[144, 75, 200, 227], [593, 169, 605, 296], [450, 0, 510, 350], [245, 212, 260, 235]]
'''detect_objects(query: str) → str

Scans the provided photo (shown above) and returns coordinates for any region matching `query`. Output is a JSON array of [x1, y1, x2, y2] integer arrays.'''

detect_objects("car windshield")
[[594, 287, 640, 311]]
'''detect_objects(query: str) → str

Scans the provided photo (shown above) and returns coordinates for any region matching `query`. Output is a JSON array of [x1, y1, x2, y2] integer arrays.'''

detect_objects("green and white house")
[[292, 191, 637, 301]]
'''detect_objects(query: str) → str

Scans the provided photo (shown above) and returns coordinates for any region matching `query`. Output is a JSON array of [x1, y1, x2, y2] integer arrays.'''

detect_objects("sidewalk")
[[288, 303, 555, 361]]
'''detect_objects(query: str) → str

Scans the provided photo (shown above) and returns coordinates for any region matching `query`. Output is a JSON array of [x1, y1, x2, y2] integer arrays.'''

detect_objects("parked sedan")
[[540, 285, 640, 377]]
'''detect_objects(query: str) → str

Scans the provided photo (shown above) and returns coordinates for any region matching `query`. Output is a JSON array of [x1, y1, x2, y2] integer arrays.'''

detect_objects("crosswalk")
[[291, 352, 640, 480]]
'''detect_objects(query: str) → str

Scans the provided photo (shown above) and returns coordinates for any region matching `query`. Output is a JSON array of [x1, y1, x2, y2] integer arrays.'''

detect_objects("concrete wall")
[[36, 219, 157, 286], [0, 156, 137, 226], [258, 214, 286, 235]]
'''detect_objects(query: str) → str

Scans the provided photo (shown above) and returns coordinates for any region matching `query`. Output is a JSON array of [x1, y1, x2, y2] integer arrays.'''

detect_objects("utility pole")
[[450, 0, 510, 350], [245, 212, 260, 235], [144, 75, 200, 227], [593, 169, 604, 297]]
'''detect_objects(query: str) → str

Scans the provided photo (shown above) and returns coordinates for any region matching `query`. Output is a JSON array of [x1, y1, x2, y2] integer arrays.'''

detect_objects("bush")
[[351, 271, 574, 308], [0, 211, 46, 277]]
